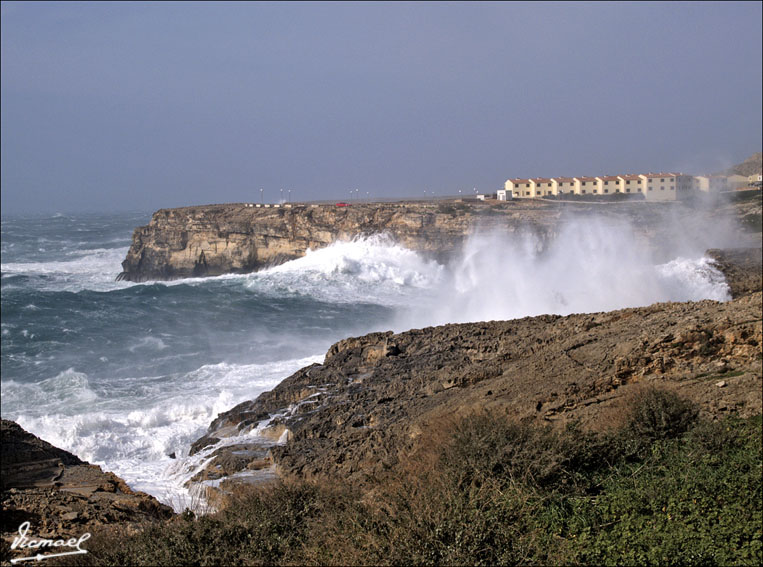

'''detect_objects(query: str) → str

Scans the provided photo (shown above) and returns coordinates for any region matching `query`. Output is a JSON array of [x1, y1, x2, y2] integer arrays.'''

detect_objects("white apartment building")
[[693, 175, 729, 193]]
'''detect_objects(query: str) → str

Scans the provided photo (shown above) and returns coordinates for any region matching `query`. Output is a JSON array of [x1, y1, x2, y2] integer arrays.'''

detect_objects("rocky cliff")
[[117, 201, 479, 282], [188, 249, 762, 496], [1, 420, 173, 561], [117, 196, 762, 282]]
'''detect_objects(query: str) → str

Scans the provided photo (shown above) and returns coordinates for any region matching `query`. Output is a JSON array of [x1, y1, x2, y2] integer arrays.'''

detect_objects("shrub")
[[624, 387, 699, 443]]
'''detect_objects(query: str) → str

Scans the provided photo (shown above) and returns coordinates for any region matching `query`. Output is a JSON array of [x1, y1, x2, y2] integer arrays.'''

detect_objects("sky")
[[1, 1, 762, 214]]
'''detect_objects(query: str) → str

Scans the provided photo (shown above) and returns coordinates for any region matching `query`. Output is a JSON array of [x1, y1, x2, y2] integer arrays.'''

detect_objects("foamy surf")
[[8, 355, 323, 511], [0, 211, 736, 514]]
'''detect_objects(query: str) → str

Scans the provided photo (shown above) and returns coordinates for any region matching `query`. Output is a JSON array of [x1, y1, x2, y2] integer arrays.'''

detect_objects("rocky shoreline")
[[0, 420, 173, 563], [116, 195, 761, 282], [1, 245, 760, 559], [187, 247, 762, 499]]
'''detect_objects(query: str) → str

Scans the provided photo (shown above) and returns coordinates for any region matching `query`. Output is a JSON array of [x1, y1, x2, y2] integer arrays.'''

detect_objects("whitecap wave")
[[247, 234, 444, 306], [1, 247, 131, 292]]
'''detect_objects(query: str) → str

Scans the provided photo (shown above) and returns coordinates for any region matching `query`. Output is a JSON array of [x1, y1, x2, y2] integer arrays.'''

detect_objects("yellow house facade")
[[534, 178, 557, 197], [597, 175, 623, 194], [505, 178, 535, 198], [505, 171, 713, 201]]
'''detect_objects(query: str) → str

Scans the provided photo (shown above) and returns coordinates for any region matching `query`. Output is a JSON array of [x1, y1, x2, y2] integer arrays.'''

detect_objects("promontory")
[[116, 196, 761, 282]]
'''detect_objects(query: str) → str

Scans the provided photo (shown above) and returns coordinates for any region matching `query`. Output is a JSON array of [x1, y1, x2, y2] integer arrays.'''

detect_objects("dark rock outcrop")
[[706, 248, 762, 298], [1, 420, 173, 560]]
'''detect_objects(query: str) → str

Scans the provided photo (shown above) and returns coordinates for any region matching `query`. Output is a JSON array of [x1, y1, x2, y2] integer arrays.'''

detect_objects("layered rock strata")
[[189, 249, 762, 492], [117, 198, 761, 282], [1, 420, 173, 561]]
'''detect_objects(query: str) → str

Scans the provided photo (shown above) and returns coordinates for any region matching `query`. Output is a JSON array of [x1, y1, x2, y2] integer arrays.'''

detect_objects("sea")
[[0, 209, 732, 510]]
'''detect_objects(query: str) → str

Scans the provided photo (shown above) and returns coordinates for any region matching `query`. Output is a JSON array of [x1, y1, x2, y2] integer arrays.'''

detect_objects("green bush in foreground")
[[65, 389, 762, 566]]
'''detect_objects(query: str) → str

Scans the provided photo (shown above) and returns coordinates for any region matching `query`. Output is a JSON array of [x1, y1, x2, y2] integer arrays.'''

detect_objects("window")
[[604, 189, 609, 193], [593, 190, 598, 194], [626, 189, 630, 193], [526, 183, 530, 187], [626, 180, 631, 184], [582, 181, 586, 186], [604, 181, 608, 185], [548, 183, 552, 187], [582, 190, 586, 194]]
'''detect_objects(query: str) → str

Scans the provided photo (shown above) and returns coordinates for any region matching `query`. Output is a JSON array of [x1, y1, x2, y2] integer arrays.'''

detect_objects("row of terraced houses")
[[498, 173, 753, 201]]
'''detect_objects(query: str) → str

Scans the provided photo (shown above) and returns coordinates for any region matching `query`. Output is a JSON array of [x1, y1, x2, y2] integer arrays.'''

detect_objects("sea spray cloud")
[[395, 216, 731, 329]]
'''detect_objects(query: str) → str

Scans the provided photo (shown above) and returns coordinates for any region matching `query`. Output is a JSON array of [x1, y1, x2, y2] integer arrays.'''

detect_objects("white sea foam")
[[1, 246, 131, 292], [6, 355, 323, 510], [247, 234, 444, 306], [1, 213, 738, 514]]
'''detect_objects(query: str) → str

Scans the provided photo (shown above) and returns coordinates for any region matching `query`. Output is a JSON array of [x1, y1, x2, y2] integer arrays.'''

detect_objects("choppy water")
[[1, 210, 730, 509]]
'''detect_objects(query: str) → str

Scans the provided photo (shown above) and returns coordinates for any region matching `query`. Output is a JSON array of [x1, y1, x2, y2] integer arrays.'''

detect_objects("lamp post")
[[288, 189, 291, 203], [260, 188, 263, 204]]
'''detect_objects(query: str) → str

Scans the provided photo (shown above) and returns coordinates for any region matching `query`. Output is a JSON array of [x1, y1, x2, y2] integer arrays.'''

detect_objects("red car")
[[335, 202, 349, 207]]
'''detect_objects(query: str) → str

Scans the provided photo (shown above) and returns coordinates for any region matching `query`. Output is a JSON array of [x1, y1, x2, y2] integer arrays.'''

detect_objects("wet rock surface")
[[191, 250, 762, 491], [706, 248, 762, 298], [1, 420, 173, 562]]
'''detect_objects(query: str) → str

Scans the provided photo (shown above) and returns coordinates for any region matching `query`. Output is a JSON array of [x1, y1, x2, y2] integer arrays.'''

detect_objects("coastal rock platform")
[[190, 248, 762, 495]]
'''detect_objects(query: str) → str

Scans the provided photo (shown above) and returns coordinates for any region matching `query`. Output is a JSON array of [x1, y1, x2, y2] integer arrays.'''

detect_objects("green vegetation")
[[67, 389, 762, 566]]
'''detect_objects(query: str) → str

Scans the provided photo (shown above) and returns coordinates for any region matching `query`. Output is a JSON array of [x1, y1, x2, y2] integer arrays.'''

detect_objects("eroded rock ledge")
[[1, 420, 173, 558], [189, 250, 762, 495], [117, 198, 760, 282]]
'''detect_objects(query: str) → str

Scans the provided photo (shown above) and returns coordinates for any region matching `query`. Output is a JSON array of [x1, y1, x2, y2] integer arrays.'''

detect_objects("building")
[[639, 173, 682, 201], [496, 188, 513, 201], [505, 170, 717, 201], [597, 175, 623, 194], [693, 175, 728, 193], [576, 176, 598, 195], [617, 174, 644, 195], [555, 177, 576, 196], [749, 173, 762, 187], [505, 178, 535, 198], [727, 174, 749, 190], [534, 177, 557, 197]]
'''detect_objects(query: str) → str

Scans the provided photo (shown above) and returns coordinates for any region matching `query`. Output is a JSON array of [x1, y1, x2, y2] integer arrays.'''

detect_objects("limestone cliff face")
[[116, 201, 557, 282], [117, 196, 762, 282]]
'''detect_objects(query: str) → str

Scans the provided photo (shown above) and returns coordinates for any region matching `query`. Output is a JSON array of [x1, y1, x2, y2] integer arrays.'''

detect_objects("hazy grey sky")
[[2, 1, 761, 214]]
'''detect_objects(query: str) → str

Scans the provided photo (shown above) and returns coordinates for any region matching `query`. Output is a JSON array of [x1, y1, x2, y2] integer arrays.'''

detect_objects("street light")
[[260, 188, 263, 203], [288, 189, 291, 203]]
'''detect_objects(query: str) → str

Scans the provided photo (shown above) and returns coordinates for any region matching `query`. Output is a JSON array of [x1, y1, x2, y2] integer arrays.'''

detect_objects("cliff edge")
[[116, 197, 761, 282]]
